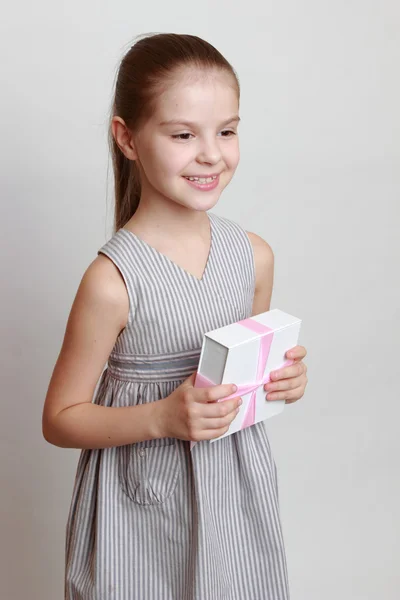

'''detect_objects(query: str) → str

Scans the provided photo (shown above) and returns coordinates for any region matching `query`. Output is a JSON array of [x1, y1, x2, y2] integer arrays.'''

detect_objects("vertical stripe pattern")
[[65, 211, 290, 599]]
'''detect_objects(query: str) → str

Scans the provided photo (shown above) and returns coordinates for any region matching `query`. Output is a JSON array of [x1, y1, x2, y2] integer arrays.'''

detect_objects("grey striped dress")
[[65, 211, 290, 600]]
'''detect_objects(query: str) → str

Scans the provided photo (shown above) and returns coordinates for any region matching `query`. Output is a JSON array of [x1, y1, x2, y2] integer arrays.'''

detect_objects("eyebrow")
[[159, 115, 241, 128]]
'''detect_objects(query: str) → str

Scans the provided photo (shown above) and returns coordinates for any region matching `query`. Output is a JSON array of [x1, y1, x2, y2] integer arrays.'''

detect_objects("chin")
[[189, 191, 223, 209]]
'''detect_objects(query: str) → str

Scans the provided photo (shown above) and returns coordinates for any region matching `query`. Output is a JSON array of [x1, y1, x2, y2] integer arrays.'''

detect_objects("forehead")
[[151, 68, 239, 124]]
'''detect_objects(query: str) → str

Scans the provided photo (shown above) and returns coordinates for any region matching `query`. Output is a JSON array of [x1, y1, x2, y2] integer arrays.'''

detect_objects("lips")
[[183, 174, 220, 191]]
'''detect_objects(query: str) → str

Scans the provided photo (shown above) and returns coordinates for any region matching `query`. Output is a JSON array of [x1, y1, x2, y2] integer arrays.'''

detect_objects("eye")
[[171, 133, 193, 140], [219, 130, 236, 137]]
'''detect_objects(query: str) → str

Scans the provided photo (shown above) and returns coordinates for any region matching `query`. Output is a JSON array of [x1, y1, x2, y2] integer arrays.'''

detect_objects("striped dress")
[[65, 211, 290, 600]]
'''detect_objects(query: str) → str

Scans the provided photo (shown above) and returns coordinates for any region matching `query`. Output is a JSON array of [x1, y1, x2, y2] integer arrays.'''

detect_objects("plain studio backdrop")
[[1, 2, 399, 599]]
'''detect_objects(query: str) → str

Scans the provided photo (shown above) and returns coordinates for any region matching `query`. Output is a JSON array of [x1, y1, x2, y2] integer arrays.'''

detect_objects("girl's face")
[[132, 68, 240, 212]]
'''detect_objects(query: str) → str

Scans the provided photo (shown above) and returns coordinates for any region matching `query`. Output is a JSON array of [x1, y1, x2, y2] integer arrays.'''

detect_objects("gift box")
[[192, 308, 302, 446]]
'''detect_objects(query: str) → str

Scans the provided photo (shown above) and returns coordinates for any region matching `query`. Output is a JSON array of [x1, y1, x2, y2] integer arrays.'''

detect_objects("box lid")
[[205, 308, 301, 349]]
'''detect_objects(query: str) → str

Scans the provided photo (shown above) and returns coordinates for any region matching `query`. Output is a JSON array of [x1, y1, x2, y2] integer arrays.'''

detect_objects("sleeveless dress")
[[65, 211, 290, 600]]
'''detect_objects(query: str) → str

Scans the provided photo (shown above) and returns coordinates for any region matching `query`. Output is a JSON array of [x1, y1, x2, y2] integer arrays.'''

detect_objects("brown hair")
[[108, 33, 240, 232]]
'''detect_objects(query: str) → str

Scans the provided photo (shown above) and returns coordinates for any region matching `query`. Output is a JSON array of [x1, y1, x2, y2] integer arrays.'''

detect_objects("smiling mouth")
[[183, 175, 218, 183]]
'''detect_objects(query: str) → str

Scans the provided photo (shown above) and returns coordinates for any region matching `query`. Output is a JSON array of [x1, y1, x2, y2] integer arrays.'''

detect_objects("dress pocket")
[[117, 437, 181, 505]]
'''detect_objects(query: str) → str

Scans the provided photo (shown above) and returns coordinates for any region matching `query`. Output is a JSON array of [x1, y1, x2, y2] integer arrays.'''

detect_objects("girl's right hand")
[[156, 372, 242, 442]]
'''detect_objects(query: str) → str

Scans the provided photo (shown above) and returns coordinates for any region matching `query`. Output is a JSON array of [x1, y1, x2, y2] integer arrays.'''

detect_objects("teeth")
[[185, 175, 217, 183]]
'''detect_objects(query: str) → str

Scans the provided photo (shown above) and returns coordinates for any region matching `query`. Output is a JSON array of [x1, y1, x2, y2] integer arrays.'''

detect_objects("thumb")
[[181, 371, 198, 389]]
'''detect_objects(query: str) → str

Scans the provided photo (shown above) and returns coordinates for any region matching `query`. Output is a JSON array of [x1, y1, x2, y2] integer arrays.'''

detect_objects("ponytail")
[[109, 125, 141, 232]]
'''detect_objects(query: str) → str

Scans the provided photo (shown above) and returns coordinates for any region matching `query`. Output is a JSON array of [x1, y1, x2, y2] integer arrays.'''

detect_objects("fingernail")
[[232, 384, 238, 392]]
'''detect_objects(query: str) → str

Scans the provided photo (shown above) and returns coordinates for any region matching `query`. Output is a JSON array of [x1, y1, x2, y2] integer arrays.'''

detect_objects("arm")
[[246, 231, 274, 315], [247, 231, 308, 403], [42, 254, 164, 450]]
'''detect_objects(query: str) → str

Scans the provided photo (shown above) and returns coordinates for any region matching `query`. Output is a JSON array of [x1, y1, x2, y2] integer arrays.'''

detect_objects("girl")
[[42, 33, 308, 600]]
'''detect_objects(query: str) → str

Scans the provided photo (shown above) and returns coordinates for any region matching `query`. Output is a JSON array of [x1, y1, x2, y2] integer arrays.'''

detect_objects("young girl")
[[42, 33, 308, 600]]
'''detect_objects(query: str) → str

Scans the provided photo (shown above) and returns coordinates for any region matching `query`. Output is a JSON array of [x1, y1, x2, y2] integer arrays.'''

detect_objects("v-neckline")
[[120, 212, 215, 284]]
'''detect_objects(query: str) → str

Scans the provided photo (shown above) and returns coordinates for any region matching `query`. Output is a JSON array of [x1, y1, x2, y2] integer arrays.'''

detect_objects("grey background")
[[1, 1, 399, 598]]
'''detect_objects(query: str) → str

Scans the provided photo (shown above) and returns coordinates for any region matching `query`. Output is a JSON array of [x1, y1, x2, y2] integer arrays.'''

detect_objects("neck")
[[127, 192, 211, 240]]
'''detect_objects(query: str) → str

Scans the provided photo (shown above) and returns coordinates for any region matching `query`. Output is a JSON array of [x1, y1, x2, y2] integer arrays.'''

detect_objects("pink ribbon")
[[192, 318, 294, 447]]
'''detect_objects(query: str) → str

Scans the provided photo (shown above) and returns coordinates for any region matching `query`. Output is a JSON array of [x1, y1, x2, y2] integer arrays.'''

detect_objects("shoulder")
[[245, 231, 274, 289], [245, 231, 274, 314], [210, 212, 274, 291], [76, 253, 129, 332], [211, 213, 273, 261], [246, 230, 274, 256]]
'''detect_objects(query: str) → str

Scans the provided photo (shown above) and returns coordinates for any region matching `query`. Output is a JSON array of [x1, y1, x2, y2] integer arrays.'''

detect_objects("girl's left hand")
[[264, 345, 308, 404]]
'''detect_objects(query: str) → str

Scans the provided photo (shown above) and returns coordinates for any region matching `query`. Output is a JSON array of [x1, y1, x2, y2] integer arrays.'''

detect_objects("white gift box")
[[193, 309, 302, 444]]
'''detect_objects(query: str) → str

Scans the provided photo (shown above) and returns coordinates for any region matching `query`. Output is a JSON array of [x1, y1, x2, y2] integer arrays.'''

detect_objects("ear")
[[111, 116, 139, 161]]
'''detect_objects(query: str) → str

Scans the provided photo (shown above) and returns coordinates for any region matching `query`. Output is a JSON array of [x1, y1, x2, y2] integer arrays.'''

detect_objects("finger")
[[181, 372, 198, 390], [200, 408, 240, 430], [267, 385, 304, 402], [270, 362, 305, 382], [285, 393, 303, 404], [197, 423, 239, 440], [286, 346, 307, 360], [265, 375, 303, 393], [197, 383, 239, 404], [201, 398, 242, 419], [284, 385, 305, 404], [196, 424, 234, 441]]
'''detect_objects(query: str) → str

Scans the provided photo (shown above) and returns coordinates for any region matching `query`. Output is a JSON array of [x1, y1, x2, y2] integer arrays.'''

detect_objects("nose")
[[196, 135, 222, 165]]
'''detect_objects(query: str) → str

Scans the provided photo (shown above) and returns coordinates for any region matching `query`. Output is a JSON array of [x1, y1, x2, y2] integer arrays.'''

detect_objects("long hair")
[[108, 33, 240, 232]]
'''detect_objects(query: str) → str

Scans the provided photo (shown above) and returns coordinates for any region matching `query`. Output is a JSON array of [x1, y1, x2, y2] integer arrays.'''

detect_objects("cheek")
[[153, 145, 189, 177], [227, 153, 240, 174], [224, 141, 240, 170]]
